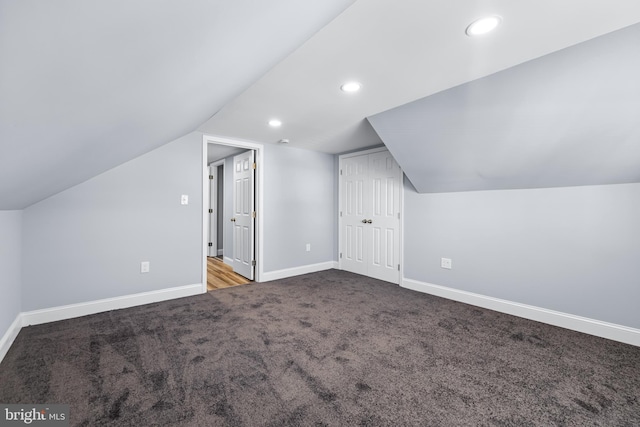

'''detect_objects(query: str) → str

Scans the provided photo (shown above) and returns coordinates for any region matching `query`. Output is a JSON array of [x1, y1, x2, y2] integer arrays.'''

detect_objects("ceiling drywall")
[[199, 0, 640, 157], [0, 0, 354, 209], [368, 23, 640, 193]]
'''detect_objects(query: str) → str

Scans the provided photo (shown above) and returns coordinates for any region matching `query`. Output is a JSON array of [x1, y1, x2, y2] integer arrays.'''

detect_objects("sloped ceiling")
[[3, 1, 640, 209], [199, 0, 640, 156], [368, 23, 640, 193], [0, 0, 354, 209]]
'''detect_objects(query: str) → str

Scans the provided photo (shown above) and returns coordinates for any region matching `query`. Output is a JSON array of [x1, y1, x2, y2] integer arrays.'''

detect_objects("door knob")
[[230, 218, 236, 222], [362, 219, 367, 223], [362, 219, 373, 224], [366, 219, 372, 224]]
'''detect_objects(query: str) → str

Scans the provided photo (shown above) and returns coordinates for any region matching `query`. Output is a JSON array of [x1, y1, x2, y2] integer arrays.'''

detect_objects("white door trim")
[[208, 165, 217, 257], [202, 135, 264, 292], [210, 159, 224, 258], [338, 147, 404, 283]]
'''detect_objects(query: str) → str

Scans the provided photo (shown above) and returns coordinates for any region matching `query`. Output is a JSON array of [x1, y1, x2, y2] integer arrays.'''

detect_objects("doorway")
[[202, 135, 264, 293]]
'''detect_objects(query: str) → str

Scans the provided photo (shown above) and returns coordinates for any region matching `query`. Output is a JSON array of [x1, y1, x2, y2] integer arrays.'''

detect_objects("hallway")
[[207, 257, 251, 291]]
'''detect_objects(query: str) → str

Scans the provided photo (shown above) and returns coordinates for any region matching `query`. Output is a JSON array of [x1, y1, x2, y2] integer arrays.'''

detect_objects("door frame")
[[202, 135, 264, 292], [208, 164, 217, 257], [208, 160, 224, 258], [338, 146, 404, 284]]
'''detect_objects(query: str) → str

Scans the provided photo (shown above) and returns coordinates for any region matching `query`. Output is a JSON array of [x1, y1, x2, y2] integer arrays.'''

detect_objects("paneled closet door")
[[340, 154, 369, 276], [367, 150, 401, 283], [340, 149, 401, 284]]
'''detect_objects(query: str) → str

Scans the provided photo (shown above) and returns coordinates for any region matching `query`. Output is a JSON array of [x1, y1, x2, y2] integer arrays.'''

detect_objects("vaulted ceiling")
[[2, 0, 640, 209], [368, 22, 640, 193], [200, 0, 640, 157], [0, 0, 354, 209]]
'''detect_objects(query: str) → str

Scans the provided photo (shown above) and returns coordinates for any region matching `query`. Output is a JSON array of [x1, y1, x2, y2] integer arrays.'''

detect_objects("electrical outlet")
[[141, 261, 150, 273], [441, 258, 452, 270], [306, 243, 311, 252], [181, 194, 189, 205]]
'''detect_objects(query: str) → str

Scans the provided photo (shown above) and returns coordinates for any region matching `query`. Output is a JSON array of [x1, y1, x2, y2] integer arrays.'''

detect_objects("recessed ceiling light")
[[466, 15, 502, 37], [340, 81, 362, 93], [278, 139, 289, 144], [268, 119, 282, 127]]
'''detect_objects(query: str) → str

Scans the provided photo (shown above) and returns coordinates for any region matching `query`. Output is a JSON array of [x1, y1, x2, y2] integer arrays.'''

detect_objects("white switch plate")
[[141, 261, 150, 273], [306, 243, 311, 252], [181, 195, 189, 205], [441, 258, 452, 269]]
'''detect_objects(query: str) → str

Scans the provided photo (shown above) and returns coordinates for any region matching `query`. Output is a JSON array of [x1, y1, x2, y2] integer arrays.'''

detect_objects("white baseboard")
[[0, 314, 23, 364], [261, 261, 338, 283], [402, 278, 640, 347], [217, 249, 223, 256], [21, 283, 203, 327]]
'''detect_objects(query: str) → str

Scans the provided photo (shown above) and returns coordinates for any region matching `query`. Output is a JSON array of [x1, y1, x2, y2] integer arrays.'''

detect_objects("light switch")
[[181, 195, 189, 205]]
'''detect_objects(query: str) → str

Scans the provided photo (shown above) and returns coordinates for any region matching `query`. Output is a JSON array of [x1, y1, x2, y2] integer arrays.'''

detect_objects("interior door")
[[340, 149, 401, 284], [208, 165, 217, 257], [367, 150, 401, 283], [232, 150, 255, 280], [340, 154, 369, 276]]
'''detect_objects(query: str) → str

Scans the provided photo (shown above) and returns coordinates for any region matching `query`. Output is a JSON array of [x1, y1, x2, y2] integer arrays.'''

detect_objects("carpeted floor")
[[1, 270, 639, 426]]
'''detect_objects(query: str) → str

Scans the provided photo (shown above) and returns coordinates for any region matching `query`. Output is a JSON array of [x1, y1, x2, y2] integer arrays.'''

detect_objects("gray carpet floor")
[[1, 269, 639, 426]]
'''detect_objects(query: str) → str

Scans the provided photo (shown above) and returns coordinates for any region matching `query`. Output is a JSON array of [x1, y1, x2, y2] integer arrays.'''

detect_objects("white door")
[[341, 154, 369, 276], [367, 150, 401, 283], [340, 150, 401, 284], [208, 166, 217, 257], [232, 151, 255, 280]]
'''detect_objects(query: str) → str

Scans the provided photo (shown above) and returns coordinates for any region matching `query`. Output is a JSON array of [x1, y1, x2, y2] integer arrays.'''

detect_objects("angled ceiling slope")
[[368, 22, 640, 193], [200, 0, 640, 156], [0, 0, 355, 209]]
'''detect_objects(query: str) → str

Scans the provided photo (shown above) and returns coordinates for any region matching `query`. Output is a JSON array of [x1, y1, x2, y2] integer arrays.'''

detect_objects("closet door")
[[367, 150, 401, 283], [340, 154, 369, 276], [339, 149, 401, 284]]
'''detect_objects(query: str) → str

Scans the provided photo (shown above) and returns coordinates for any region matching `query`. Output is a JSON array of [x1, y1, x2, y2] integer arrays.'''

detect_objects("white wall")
[[18, 132, 338, 314], [263, 144, 336, 272], [0, 211, 22, 337], [21, 132, 203, 311], [403, 181, 640, 329]]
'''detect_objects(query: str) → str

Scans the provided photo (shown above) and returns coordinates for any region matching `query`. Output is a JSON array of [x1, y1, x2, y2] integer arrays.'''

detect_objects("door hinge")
[[340, 252, 343, 259], [340, 211, 343, 217], [398, 212, 401, 219], [252, 211, 256, 218], [252, 162, 257, 170], [252, 260, 256, 266], [340, 169, 343, 175], [398, 264, 400, 271], [208, 242, 213, 247], [209, 175, 214, 180], [208, 209, 213, 214]]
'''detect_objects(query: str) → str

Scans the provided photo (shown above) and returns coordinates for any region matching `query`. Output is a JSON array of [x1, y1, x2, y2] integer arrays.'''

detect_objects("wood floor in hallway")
[[207, 257, 251, 291]]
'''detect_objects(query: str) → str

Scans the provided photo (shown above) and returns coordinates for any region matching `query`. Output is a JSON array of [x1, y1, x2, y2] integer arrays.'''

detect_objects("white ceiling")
[[3, 0, 640, 209], [0, 0, 354, 209], [200, 0, 640, 154]]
